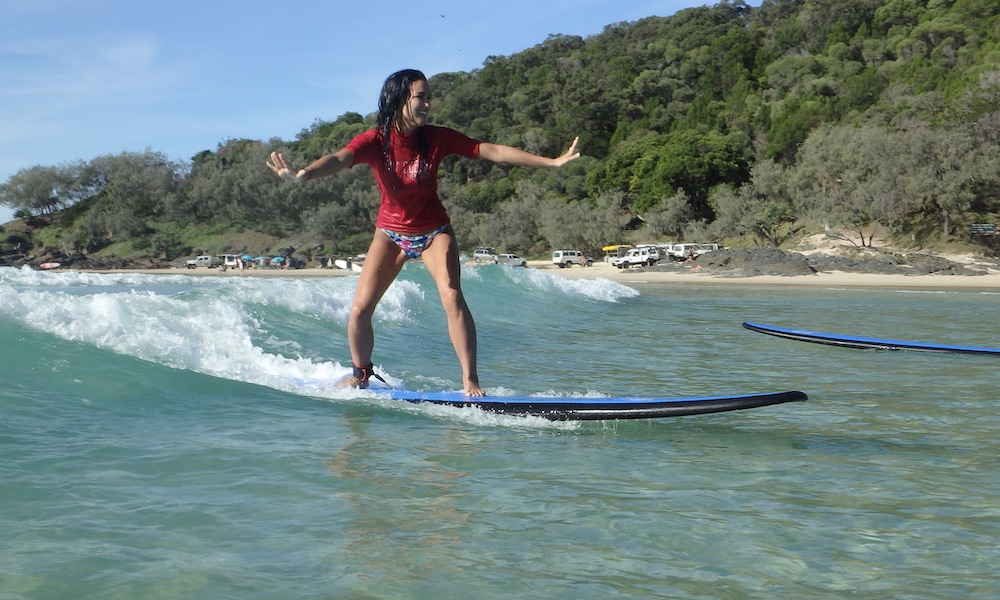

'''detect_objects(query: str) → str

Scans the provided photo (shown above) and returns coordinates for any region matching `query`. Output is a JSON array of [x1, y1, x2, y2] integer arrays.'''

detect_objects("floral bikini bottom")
[[381, 224, 449, 259]]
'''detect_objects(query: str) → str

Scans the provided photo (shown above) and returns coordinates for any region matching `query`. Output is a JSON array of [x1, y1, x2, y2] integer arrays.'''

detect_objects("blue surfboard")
[[386, 389, 807, 421], [743, 321, 1000, 355]]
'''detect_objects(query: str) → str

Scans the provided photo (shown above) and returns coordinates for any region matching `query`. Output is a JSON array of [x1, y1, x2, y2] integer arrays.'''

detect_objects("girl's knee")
[[437, 286, 464, 309], [349, 302, 377, 323]]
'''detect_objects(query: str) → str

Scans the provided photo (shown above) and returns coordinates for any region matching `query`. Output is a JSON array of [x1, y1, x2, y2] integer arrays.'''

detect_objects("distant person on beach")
[[267, 68, 580, 395]]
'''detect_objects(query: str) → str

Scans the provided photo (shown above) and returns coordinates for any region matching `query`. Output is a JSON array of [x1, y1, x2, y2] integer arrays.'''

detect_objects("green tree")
[[78, 150, 183, 242], [536, 198, 600, 253], [0, 162, 85, 218], [713, 160, 797, 247], [580, 190, 635, 251], [293, 113, 369, 159], [902, 124, 984, 238], [633, 129, 749, 215], [791, 124, 910, 246], [638, 189, 693, 240], [471, 181, 545, 253]]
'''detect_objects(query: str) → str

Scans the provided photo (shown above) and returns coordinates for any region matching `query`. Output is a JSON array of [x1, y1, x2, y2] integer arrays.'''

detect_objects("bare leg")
[[345, 230, 405, 386], [421, 227, 485, 396]]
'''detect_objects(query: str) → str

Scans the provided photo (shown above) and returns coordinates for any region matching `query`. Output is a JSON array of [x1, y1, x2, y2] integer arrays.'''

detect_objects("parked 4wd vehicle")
[[496, 253, 527, 267], [185, 255, 219, 269], [552, 250, 593, 268], [669, 243, 720, 261], [611, 246, 660, 268], [473, 247, 497, 263]]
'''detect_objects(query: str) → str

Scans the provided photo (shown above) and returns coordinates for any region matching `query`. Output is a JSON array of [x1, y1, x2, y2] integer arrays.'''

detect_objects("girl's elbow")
[[478, 145, 501, 163]]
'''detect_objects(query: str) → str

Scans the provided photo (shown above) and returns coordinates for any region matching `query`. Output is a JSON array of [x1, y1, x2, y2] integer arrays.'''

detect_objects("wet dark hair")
[[377, 69, 429, 180]]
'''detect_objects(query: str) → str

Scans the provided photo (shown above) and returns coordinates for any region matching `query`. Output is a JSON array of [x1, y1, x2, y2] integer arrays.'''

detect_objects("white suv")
[[611, 246, 660, 268], [185, 255, 219, 269], [473, 247, 497, 263], [497, 253, 527, 267], [551, 250, 592, 268]]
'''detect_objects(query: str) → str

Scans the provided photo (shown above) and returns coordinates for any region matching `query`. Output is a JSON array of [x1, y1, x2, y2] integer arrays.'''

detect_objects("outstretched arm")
[[477, 137, 580, 168], [266, 149, 354, 183]]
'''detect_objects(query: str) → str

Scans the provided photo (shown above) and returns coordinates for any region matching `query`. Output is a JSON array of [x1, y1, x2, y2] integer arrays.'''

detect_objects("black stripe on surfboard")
[[387, 389, 808, 421], [743, 322, 1000, 355]]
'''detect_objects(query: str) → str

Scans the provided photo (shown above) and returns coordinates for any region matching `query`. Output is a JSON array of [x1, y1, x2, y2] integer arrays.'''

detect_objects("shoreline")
[[524, 260, 1000, 289], [78, 259, 1000, 289]]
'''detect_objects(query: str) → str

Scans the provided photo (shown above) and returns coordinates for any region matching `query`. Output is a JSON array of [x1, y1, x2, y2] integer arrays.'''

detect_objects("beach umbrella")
[[271, 256, 286, 265]]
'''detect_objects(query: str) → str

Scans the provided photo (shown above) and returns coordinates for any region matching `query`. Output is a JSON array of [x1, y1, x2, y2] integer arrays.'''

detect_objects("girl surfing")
[[268, 68, 580, 396]]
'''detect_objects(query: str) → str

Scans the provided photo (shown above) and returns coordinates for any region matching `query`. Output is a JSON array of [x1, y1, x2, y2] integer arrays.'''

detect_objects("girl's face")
[[397, 79, 431, 133]]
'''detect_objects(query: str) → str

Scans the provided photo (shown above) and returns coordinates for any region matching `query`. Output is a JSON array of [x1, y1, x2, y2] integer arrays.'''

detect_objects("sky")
[[0, 0, 755, 223]]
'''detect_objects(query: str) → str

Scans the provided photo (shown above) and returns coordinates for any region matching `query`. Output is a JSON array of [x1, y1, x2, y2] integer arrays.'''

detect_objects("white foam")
[[503, 267, 640, 302], [0, 281, 361, 397], [0, 267, 620, 428]]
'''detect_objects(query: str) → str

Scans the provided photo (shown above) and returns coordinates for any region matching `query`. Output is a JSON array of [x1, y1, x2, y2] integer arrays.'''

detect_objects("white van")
[[552, 250, 592, 268], [669, 243, 719, 261]]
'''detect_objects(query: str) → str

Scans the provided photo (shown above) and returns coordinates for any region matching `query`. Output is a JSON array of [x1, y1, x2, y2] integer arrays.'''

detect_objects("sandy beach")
[[522, 260, 1000, 289], [88, 258, 1000, 289]]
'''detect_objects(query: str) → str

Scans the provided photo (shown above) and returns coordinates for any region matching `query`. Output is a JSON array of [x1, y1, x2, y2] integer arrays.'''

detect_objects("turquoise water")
[[1, 264, 998, 599]]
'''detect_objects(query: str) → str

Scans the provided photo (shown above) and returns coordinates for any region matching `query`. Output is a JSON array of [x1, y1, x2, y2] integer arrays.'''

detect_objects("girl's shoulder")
[[345, 128, 381, 151], [351, 128, 380, 143]]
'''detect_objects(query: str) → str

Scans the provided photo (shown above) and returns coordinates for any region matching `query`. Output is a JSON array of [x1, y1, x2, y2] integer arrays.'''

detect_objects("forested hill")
[[2, 0, 999, 266]]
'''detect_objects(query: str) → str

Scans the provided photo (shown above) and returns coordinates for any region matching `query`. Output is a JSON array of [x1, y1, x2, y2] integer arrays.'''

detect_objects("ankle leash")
[[352, 363, 388, 390]]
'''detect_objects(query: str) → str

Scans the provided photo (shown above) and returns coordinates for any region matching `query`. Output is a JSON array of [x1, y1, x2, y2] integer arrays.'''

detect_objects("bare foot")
[[338, 376, 363, 389], [464, 379, 486, 397]]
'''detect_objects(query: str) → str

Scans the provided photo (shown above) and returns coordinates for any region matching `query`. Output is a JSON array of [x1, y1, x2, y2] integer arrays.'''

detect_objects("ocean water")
[[1, 264, 998, 599]]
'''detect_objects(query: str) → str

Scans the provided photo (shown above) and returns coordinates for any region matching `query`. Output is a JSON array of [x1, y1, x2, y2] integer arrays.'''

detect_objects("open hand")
[[553, 137, 581, 167], [266, 152, 299, 182]]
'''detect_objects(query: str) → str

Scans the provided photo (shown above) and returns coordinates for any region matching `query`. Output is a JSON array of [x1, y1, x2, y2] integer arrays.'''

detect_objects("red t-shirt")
[[346, 125, 481, 233]]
